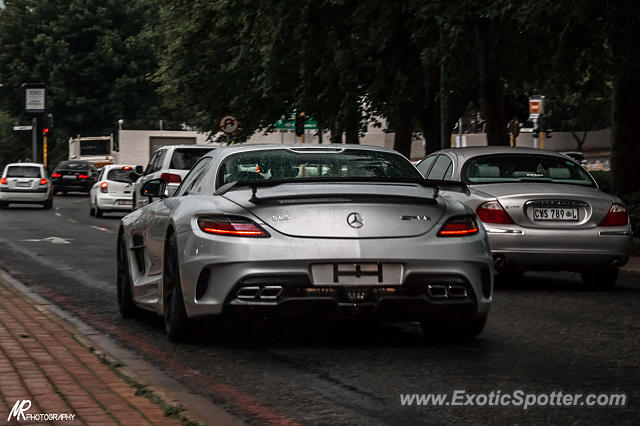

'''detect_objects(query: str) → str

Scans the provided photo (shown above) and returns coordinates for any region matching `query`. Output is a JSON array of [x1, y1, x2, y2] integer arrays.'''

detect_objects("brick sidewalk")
[[0, 280, 181, 425]]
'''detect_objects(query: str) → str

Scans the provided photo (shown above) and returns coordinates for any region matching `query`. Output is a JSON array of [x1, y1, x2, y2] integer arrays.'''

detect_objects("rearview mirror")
[[141, 178, 166, 199]]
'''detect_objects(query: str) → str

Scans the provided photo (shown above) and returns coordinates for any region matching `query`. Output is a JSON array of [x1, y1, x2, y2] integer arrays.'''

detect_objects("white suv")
[[132, 145, 216, 210], [0, 163, 53, 209]]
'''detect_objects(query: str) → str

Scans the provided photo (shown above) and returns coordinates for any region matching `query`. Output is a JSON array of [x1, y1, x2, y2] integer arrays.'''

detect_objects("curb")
[[0, 268, 243, 426]]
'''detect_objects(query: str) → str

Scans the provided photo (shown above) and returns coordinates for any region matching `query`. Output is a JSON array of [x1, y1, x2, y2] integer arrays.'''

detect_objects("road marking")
[[55, 212, 61, 217], [67, 218, 77, 224], [90, 225, 114, 234], [21, 236, 73, 244]]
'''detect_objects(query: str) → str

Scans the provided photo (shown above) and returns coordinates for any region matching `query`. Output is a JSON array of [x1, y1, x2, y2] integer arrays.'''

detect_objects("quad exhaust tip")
[[236, 285, 284, 300], [427, 284, 468, 299]]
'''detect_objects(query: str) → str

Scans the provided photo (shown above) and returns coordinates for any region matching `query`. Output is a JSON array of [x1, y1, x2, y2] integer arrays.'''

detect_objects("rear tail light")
[[161, 173, 182, 184], [197, 216, 270, 238], [599, 204, 629, 226], [476, 200, 514, 224], [39, 178, 48, 185], [78, 174, 89, 179], [100, 182, 108, 193], [0, 178, 6, 185], [438, 216, 479, 237], [51, 172, 61, 178], [122, 166, 131, 170]]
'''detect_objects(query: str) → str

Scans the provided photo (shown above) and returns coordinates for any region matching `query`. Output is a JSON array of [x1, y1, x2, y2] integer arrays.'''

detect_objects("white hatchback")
[[89, 164, 137, 217], [0, 163, 53, 209]]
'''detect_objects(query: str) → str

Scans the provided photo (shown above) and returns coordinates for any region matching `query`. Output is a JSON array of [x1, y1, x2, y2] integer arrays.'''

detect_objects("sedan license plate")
[[62, 175, 76, 179], [16, 182, 30, 187], [311, 263, 403, 286], [533, 207, 578, 221], [116, 200, 132, 206]]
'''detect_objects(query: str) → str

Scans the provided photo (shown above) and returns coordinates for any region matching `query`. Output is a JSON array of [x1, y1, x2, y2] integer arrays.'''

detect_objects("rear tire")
[[95, 206, 103, 218], [117, 234, 141, 317], [43, 199, 53, 209], [163, 233, 190, 341], [0, 201, 7, 209], [581, 268, 619, 289], [421, 315, 487, 342], [89, 204, 95, 216]]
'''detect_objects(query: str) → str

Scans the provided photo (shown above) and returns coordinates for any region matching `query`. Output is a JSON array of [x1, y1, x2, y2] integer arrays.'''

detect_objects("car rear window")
[[56, 161, 90, 170], [170, 148, 214, 170], [107, 168, 137, 183], [6, 166, 41, 178], [463, 154, 595, 187], [218, 148, 422, 185]]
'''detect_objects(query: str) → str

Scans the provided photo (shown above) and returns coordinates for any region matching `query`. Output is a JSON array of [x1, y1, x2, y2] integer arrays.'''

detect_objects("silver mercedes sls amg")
[[415, 147, 632, 287], [117, 144, 493, 341]]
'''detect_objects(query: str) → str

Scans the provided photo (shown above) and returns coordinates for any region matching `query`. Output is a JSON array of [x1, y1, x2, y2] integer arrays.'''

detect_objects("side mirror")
[[129, 171, 141, 181], [135, 165, 144, 175], [141, 178, 166, 199]]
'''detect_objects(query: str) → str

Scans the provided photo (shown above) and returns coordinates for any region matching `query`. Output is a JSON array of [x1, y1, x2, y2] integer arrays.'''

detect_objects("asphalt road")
[[0, 195, 639, 425]]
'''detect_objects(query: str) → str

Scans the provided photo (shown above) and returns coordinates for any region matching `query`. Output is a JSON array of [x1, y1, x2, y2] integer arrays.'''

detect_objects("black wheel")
[[581, 268, 619, 289], [43, 198, 53, 209], [117, 234, 140, 317], [163, 233, 190, 341], [89, 204, 95, 216], [0, 201, 6, 209], [421, 315, 487, 342], [95, 206, 103, 218]]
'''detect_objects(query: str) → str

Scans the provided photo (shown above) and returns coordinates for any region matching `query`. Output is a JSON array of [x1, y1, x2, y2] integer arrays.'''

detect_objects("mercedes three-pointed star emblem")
[[347, 212, 364, 228]]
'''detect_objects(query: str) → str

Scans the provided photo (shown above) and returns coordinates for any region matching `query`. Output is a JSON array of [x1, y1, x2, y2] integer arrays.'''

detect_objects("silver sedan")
[[117, 144, 493, 341], [415, 147, 632, 288]]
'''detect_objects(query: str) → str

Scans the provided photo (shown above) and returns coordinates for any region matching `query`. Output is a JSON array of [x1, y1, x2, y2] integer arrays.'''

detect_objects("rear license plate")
[[16, 182, 30, 187], [533, 207, 578, 221], [116, 200, 132, 206], [62, 175, 76, 179], [311, 263, 403, 286]]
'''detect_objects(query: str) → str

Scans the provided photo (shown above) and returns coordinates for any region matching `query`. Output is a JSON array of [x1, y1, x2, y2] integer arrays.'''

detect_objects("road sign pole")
[[31, 117, 38, 162], [533, 117, 539, 149], [43, 134, 48, 167]]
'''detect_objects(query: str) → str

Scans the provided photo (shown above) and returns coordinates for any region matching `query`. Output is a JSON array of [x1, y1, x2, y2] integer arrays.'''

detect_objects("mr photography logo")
[[7, 400, 76, 422]]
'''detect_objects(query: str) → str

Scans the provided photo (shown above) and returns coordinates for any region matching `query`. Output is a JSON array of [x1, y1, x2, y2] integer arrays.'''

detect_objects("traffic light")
[[46, 113, 54, 129], [531, 128, 540, 138], [42, 127, 50, 136], [545, 129, 553, 139], [295, 112, 306, 137]]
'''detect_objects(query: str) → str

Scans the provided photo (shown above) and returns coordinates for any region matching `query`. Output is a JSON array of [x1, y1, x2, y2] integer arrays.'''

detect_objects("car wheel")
[[95, 206, 103, 218], [581, 268, 619, 289], [421, 315, 487, 342], [0, 201, 7, 209], [163, 233, 190, 341], [43, 198, 53, 210], [89, 204, 95, 216], [117, 234, 140, 317]]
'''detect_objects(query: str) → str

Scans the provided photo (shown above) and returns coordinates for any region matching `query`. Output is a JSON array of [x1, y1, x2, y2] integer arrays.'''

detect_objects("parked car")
[[89, 164, 137, 217], [414, 147, 632, 288], [118, 144, 493, 341], [51, 160, 98, 194], [0, 163, 53, 209], [132, 145, 216, 210]]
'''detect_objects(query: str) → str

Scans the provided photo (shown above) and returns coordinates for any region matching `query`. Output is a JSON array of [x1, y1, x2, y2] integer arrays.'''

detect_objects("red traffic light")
[[43, 127, 50, 135]]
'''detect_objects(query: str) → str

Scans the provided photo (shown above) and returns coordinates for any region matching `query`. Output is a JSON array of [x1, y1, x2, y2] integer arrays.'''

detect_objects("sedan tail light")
[[0, 178, 6, 185], [599, 204, 629, 226], [197, 216, 270, 237], [476, 200, 514, 224], [438, 216, 479, 237], [51, 172, 61, 178], [39, 178, 48, 185], [100, 182, 108, 193], [161, 173, 182, 184], [78, 174, 89, 179]]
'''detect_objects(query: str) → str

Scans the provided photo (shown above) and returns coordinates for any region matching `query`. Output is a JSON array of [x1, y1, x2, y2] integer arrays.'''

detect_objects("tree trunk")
[[393, 107, 413, 158], [475, 22, 509, 146], [570, 131, 588, 151], [330, 121, 343, 144], [417, 65, 441, 155], [611, 66, 640, 194]]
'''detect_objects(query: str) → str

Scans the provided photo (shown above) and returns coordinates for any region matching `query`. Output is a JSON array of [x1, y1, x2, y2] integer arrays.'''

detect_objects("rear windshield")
[[170, 148, 214, 170], [56, 161, 90, 170], [218, 148, 421, 185], [6, 166, 41, 178], [107, 168, 137, 183], [463, 154, 595, 187], [80, 140, 110, 156]]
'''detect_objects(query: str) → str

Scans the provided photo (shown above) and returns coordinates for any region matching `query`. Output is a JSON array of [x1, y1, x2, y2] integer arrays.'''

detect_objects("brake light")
[[476, 200, 514, 224], [161, 173, 182, 184], [78, 174, 89, 179], [122, 166, 131, 170], [197, 216, 269, 237], [599, 204, 629, 226], [438, 216, 479, 237], [0, 178, 6, 185], [100, 182, 108, 193], [39, 178, 48, 185], [51, 172, 61, 178]]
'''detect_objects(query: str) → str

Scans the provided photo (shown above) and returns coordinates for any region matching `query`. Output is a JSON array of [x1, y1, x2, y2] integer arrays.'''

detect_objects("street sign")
[[274, 113, 318, 130], [13, 126, 33, 131], [22, 83, 46, 114], [529, 96, 544, 119], [219, 115, 239, 135]]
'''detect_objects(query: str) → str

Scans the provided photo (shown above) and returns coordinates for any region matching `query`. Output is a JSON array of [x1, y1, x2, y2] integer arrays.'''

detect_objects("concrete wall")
[[115, 130, 217, 166]]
